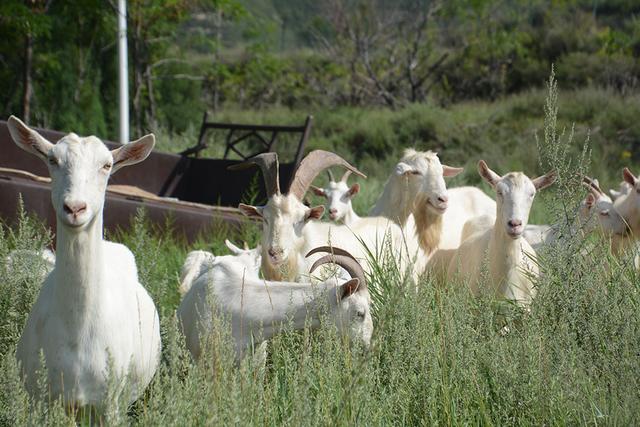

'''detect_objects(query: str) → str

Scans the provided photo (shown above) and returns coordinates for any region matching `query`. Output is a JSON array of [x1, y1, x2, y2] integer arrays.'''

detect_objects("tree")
[[315, 0, 452, 108]]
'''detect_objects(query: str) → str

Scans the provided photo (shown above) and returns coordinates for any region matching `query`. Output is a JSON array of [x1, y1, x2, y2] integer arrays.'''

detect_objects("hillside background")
[[1, 0, 639, 188]]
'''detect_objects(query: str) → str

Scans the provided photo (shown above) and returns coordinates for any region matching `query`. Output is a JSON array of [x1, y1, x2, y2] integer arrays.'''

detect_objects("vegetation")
[[1, 0, 639, 138], [0, 70, 639, 425], [1, 0, 639, 423]]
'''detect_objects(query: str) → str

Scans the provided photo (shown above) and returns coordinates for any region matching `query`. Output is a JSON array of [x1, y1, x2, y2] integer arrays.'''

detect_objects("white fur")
[[369, 149, 494, 257], [447, 162, 556, 306], [437, 187, 497, 249], [614, 168, 640, 235], [241, 188, 419, 282], [179, 241, 262, 295], [313, 179, 361, 225], [8, 116, 161, 408], [177, 255, 372, 362], [609, 181, 632, 201], [524, 182, 629, 251]]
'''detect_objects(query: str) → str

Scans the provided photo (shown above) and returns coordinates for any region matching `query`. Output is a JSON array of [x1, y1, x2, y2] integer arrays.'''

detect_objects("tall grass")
[[1, 82, 640, 425]]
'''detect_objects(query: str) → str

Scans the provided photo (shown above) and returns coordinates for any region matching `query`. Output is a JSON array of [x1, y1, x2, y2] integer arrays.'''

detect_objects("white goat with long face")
[[177, 247, 372, 361], [447, 161, 556, 306], [8, 116, 161, 408], [235, 150, 410, 281], [370, 149, 495, 256], [311, 170, 361, 224]]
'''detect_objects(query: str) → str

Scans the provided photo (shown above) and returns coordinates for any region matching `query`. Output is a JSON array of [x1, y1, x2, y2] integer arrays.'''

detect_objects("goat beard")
[[261, 252, 300, 281], [412, 195, 443, 255]]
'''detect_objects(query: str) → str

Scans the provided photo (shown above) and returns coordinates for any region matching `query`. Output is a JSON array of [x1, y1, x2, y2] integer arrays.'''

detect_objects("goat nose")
[[63, 201, 87, 215], [268, 248, 282, 257], [437, 194, 448, 204], [508, 219, 522, 227]]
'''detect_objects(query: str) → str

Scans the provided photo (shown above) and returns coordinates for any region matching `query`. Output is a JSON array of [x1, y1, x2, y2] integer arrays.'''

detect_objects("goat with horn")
[[231, 150, 422, 282], [177, 245, 372, 362]]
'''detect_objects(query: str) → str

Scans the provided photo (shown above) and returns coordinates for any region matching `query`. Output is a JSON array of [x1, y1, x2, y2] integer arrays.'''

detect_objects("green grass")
[[2, 207, 639, 425], [1, 81, 640, 425]]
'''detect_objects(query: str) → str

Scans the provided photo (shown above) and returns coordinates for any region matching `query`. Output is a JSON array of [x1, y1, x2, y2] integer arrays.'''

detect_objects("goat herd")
[[5, 115, 639, 411]]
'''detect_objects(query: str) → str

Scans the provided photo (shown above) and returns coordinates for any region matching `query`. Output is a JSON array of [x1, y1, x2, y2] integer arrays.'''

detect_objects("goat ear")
[[395, 162, 421, 176], [7, 115, 54, 161], [584, 193, 596, 208], [305, 205, 325, 221], [238, 203, 263, 219], [111, 134, 155, 173], [609, 189, 622, 200], [348, 183, 360, 197], [532, 170, 557, 191], [442, 165, 464, 178], [340, 278, 362, 299], [623, 168, 638, 186], [225, 239, 244, 255], [477, 160, 500, 187], [311, 186, 327, 197]]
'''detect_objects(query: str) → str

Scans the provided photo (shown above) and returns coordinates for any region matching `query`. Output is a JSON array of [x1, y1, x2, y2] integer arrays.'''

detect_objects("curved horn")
[[326, 169, 335, 182], [306, 246, 359, 263], [288, 150, 366, 200], [309, 254, 366, 289], [341, 170, 352, 183], [228, 153, 280, 197], [582, 176, 604, 196]]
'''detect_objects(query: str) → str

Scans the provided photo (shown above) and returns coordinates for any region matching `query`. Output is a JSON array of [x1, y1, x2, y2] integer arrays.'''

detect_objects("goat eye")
[[48, 157, 58, 166], [102, 163, 112, 171], [356, 310, 365, 319]]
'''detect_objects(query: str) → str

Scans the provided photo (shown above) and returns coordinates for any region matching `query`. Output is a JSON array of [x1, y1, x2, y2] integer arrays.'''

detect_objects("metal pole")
[[117, 0, 129, 144]]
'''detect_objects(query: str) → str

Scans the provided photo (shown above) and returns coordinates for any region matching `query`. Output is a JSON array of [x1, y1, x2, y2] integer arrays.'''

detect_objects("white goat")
[[178, 240, 261, 295], [234, 151, 416, 282], [178, 247, 372, 361], [609, 180, 632, 201], [370, 149, 495, 255], [447, 161, 556, 306], [8, 116, 161, 408], [613, 168, 640, 236], [311, 170, 361, 224], [523, 177, 629, 251]]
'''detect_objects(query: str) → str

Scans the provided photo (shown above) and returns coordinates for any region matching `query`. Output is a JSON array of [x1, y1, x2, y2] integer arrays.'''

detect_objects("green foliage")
[[2, 0, 639, 139], [2, 205, 640, 423], [1, 79, 639, 423]]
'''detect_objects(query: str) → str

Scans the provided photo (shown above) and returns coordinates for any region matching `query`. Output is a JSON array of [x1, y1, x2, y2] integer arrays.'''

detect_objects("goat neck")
[[53, 203, 106, 316]]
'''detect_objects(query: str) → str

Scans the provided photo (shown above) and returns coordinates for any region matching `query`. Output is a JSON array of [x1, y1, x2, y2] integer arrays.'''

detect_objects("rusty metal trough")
[[0, 116, 312, 242]]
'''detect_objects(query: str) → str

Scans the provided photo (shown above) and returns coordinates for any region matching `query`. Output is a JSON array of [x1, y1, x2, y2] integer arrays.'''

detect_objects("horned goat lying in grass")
[[233, 151, 418, 282], [370, 149, 495, 255], [177, 246, 372, 362], [8, 115, 161, 409], [447, 160, 556, 306]]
